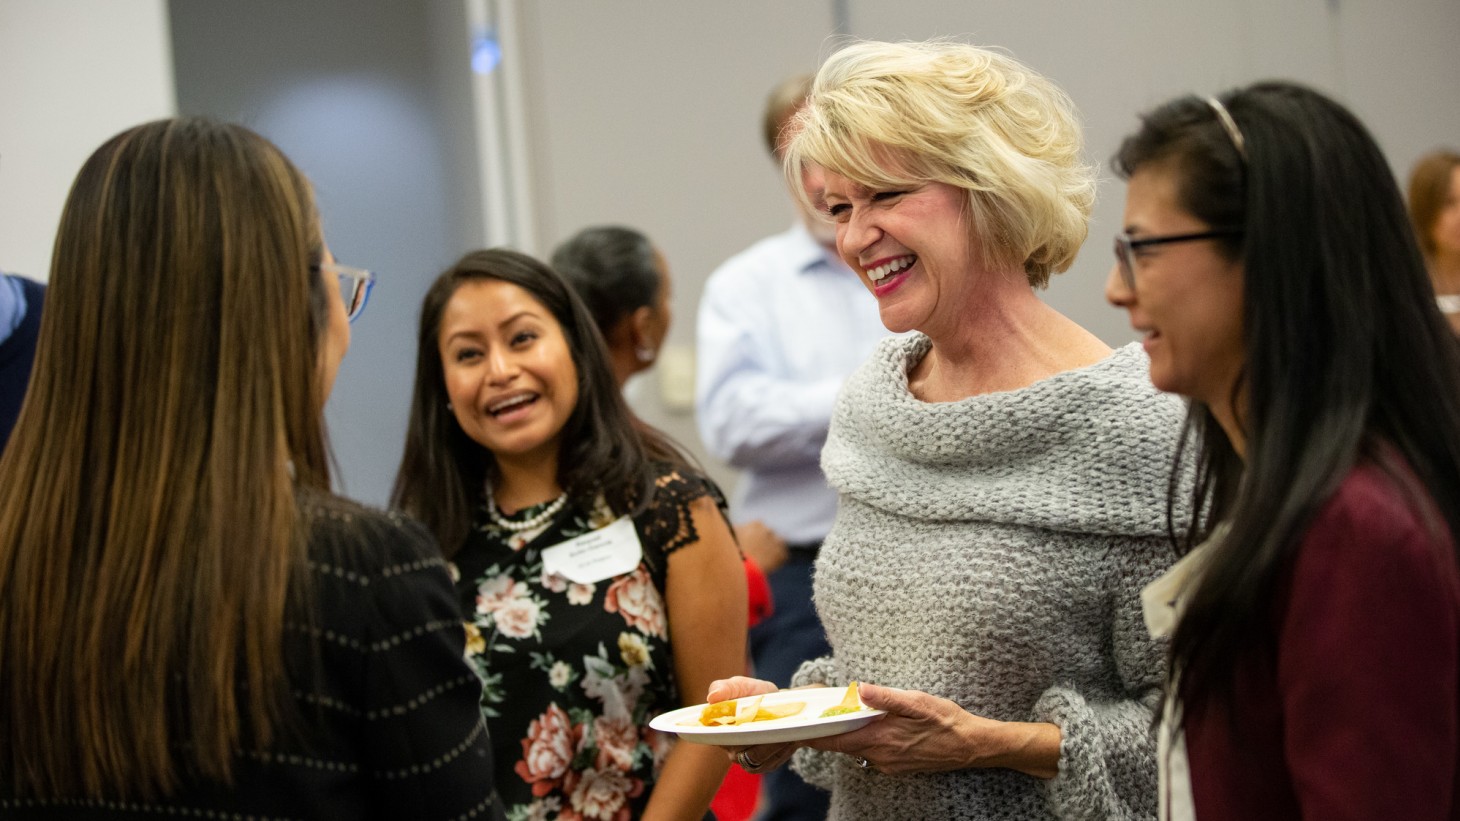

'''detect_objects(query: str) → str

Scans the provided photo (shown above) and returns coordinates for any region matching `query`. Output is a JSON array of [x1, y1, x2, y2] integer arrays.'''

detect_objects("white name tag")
[[540, 515, 644, 584]]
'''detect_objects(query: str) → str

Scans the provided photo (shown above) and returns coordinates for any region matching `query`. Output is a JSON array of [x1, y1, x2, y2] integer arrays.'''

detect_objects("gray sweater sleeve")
[[1034, 534, 1168, 821], [788, 656, 845, 790]]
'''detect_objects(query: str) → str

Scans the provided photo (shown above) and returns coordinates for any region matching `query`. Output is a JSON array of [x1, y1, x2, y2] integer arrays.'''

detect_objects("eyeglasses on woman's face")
[[317, 262, 375, 323], [1113, 229, 1243, 291]]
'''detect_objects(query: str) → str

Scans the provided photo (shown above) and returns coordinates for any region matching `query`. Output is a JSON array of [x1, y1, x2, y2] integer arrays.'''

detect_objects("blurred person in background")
[[392, 248, 746, 820], [554, 224, 780, 821], [0, 117, 501, 820], [695, 73, 891, 821], [550, 224, 672, 388], [1407, 148, 1460, 334], [1110, 83, 1460, 820], [553, 224, 786, 590], [713, 40, 1186, 821]]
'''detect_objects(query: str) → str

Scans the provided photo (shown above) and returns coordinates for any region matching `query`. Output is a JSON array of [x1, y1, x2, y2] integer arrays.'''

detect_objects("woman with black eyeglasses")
[[1107, 83, 1460, 820]]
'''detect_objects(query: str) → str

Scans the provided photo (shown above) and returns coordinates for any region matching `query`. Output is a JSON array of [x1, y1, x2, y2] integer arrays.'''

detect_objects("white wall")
[[0, 0, 176, 281], [168, 0, 485, 507]]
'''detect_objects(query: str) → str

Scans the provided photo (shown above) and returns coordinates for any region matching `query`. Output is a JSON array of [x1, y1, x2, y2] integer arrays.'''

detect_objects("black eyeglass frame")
[[1113, 228, 1243, 290]]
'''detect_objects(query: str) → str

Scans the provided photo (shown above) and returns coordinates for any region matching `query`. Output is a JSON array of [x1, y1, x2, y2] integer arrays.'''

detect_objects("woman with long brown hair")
[[392, 248, 746, 820], [0, 118, 500, 819]]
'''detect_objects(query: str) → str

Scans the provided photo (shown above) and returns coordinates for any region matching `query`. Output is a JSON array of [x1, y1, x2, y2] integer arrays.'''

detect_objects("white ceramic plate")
[[650, 686, 886, 746]]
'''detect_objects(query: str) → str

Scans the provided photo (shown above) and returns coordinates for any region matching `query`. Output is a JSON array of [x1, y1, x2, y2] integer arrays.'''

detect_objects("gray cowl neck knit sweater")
[[791, 333, 1188, 821]]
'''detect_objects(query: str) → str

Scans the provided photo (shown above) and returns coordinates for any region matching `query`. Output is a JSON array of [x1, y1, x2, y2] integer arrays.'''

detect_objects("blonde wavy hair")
[[784, 40, 1095, 287]]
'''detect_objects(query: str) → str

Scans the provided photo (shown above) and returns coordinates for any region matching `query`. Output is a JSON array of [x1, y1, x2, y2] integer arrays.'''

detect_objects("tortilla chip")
[[753, 701, 806, 722], [820, 681, 864, 718], [698, 699, 737, 726], [692, 694, 806, 726]]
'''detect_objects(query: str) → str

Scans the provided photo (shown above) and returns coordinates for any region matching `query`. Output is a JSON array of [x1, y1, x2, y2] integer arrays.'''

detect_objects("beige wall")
[[7, 1, 1457, 501], [512, 2, 849, 489], [851, 0, 1460, 348], [512, 0, 1460, 493]]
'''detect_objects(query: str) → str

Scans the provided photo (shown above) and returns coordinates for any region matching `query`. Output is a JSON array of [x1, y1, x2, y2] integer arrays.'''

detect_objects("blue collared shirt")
[[0, 273, 26, 345], [695, 223, 891, 543]]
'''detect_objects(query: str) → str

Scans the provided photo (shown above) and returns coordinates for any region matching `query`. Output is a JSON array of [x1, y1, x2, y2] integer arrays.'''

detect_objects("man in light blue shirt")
[[695, 74, 888, 821], [0, 271, 46, 453]]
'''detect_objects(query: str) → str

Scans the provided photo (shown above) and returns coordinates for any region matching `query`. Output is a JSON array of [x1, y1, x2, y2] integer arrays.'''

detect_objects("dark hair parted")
[[391, 248, 688, 555], [0, 118, 329, 799], [550, 225, 661, 335], [1407, 148, 1460, 259], [1115, 82, 1460, 716]]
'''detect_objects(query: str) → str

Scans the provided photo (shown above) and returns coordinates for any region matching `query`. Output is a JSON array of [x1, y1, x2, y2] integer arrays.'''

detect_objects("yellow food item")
[[752, 701, 807, 722], [688, 695, 808, 726], [697, 700, 737, 726], [819, 681, 864, 718]]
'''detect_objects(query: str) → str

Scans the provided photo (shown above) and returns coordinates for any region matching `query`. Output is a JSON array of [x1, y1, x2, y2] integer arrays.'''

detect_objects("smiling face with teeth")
[[820, 170, 988, 338], [437, 279, 580, 473]]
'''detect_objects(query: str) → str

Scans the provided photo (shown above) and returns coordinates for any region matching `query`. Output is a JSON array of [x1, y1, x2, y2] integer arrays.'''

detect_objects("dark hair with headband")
[[1115, 81, 1460, 716]]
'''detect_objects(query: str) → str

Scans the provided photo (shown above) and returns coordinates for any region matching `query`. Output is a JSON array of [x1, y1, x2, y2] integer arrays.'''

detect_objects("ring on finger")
[[736, 751, 761, 771], [854, 756, 872, 770]]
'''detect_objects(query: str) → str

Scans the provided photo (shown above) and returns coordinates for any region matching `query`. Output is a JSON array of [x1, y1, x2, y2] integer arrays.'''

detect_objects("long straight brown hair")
[[0, 118, 331, 799]]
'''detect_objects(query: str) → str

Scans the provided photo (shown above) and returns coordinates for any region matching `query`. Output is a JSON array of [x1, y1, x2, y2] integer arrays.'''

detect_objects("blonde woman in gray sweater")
[[707, 40, 1185, 820]]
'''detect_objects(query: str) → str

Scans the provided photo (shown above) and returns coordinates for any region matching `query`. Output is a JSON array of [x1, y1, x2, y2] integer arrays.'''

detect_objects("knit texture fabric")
[[791, 334, 1187, 821]]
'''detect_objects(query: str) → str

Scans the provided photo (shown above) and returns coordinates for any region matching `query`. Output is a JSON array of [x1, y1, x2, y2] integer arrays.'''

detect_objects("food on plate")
[[819, 681, 865, 718], [687, 695, 808, 726], [676, 683, 867, 729]]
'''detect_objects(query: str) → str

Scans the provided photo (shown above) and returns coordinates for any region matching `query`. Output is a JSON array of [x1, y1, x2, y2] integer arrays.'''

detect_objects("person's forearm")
[[975, 721, 1061, 779], [697, 377, 840, 469], [641, 740, 728, 821]]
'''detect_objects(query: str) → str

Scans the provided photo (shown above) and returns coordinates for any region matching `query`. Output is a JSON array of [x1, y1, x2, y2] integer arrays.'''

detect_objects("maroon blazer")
[[1183, 458, 1460, 820]]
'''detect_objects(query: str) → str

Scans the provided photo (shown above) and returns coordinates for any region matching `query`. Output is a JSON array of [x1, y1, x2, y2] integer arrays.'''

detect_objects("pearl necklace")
[[485, 484, 569, 533]]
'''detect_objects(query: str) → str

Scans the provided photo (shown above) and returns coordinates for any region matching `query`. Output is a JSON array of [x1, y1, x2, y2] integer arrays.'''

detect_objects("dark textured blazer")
[[1, 492, 504, 820]]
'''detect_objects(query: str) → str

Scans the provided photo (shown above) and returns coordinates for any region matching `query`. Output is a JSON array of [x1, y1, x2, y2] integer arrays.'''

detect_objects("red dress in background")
[[710, 559, 774, 821]]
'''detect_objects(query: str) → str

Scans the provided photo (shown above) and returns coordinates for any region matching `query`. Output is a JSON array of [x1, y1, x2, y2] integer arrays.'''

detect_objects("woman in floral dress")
[[393, 248, 747, 820]]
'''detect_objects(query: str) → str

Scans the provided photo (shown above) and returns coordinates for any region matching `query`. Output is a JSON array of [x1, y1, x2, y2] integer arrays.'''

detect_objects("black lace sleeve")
[[631, 464, 733, 593]]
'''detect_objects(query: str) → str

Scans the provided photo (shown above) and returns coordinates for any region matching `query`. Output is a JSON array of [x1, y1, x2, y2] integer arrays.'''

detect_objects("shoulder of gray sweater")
[[836, 336, 1184, 443], [825, 337, 1191, 536], [1087, 343, 1187, 432]]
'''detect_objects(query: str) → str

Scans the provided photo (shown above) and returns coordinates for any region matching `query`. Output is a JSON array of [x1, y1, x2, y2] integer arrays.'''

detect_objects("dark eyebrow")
[[496, 310, 538, 329], [443, 310, 543, 346]]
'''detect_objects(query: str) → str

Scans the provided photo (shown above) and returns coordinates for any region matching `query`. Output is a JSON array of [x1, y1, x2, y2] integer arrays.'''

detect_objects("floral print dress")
[[452, 466, 724, 821]]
